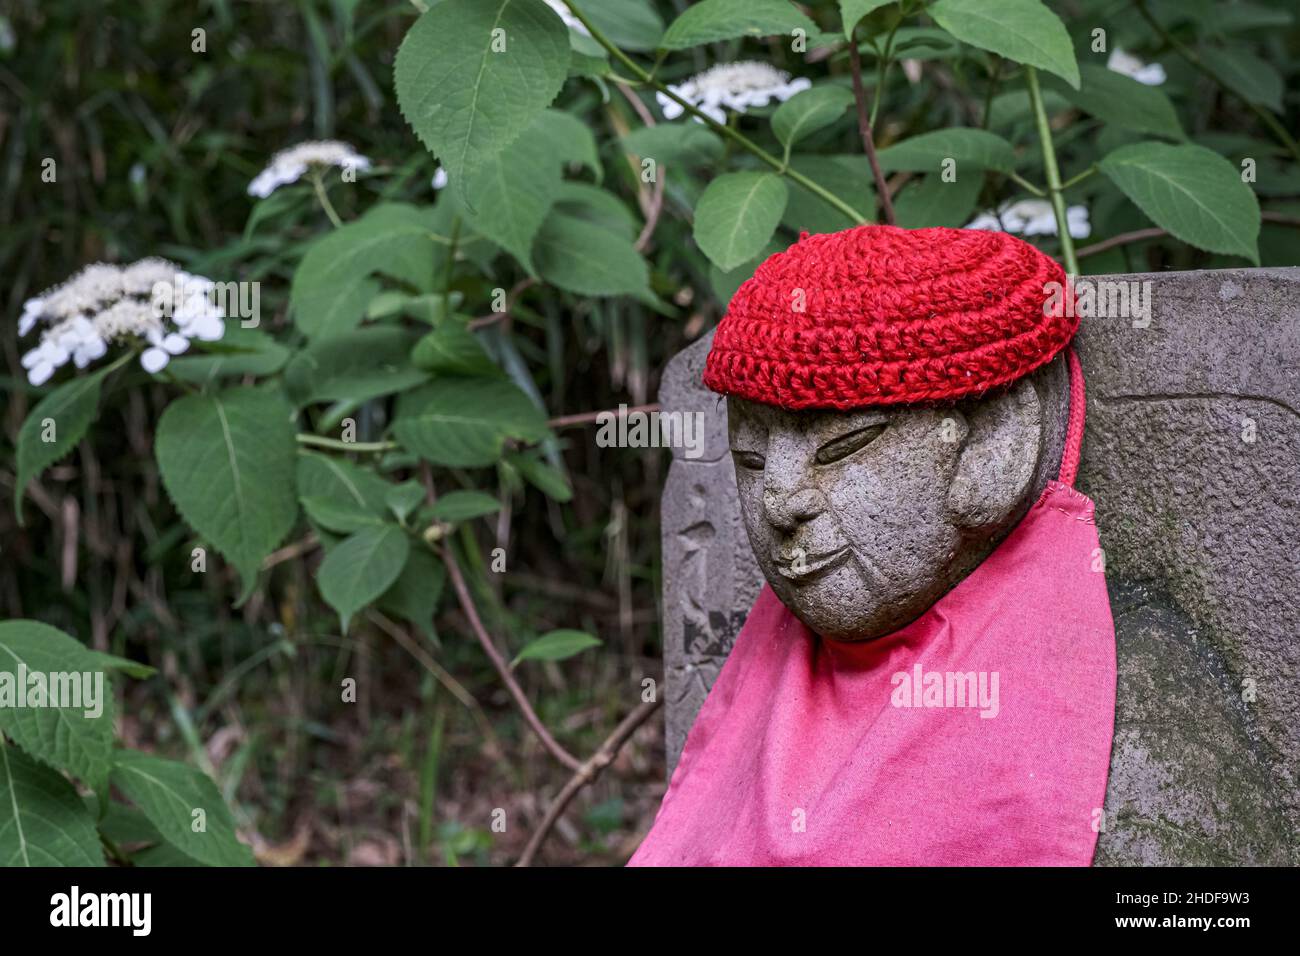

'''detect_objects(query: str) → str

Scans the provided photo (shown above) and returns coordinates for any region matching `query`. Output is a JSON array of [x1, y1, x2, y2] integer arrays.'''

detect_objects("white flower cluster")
[[1106, 48, 1166, 86], [657, 61, 812, 125], [965, 199, 1091, 240], [247, 140, 372, 198], [19, 259, 225, 386], [544, 0, 589, 36]]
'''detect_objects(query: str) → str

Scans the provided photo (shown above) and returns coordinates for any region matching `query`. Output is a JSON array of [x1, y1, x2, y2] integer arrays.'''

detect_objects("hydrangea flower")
[[247, 140, 372, 198], [1106, 48, 1166, 86], [656, 62, 812, 125], [19, 259, 225, 386], [965, 200, 1091, 240], [543, 0, 589, 35]]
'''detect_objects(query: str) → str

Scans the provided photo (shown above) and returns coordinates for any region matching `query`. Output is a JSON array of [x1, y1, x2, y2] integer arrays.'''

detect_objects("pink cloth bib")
[[631, 350, 1116, 866]]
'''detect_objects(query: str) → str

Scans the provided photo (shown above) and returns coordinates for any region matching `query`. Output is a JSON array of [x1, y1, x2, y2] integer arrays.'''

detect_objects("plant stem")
[[295, 434, 396, 453], [564, 2, 868, 224], [310, 171, 344, 228], [1059, 165, 1097, 191], [441, 543, 582, 773], [848, 34, 896, 225], [1025, 66, 1079, 275], [869, 14, 905, 130], [1007, 170, 1046, 197], [516, 696, 662, 866], [1134, 0, 1300, 164]]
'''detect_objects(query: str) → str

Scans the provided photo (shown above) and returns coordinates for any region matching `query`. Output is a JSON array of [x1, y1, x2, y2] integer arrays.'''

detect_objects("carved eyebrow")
[[815, 421, 887, 464]]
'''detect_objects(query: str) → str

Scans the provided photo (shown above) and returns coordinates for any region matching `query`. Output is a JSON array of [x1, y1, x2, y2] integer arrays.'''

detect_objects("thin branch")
[[516, 696, 662, 867], [261, 534, 319, 570], [440, 543, 582, 773], [365, 609, 504, 760], [614, 83, 666, 251], [547, 402, 659, 430], [847, 38, 895, 225], [468, 277, 534, 331], [1075, 212, 1300, 259]]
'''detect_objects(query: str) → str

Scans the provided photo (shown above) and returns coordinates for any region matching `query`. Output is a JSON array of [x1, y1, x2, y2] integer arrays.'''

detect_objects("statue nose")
[[764, 486, 826, 531]]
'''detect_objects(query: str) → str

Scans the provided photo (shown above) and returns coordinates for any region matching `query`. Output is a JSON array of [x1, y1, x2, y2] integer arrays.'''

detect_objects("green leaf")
[[167, 326, 291, 385], [529, 109, 601, 181], [893, 172, 984, 228], [0, 620, 116, 792], [694, 172, 789, 271], [534, 212, 652, 297], [449, 116, 564, 274], [1045, 63, 1183, 140], [771, 85, 855, 149], [285, 327, 428, 406], [505, 450, 572, 502], [431, 490, 501, 523], [395, 0, 570, 183], [411, 321, 500, 377], [316, 524, 411, 632], [781, 155, 873, 233], [110, 750, 254, 867], [875, 127, 1015, 173], [1203, 2, 1294, 33], [583, 0, 664, 51], [291, 203, 441, 339], [84, 650, 156, 681], [300, 495, 388, 534], [928, 0, 1079, 89], [1098, 141, 1260, 264], [14, 365, 109, 520], [1199, 45, 1284, 113], [511, 629, 602, 666], [386, 481, 426, 524], [394, 377, 550, 468], [155, 387, 299, 596], [377, 547, 445, 640], [621, 123, 724, 167], [0, 741, 104, 866], [297, 452, 390, 516], [554, 183, 640, 240], [839, 0, 896, 39], [660, 0, 818, 49]]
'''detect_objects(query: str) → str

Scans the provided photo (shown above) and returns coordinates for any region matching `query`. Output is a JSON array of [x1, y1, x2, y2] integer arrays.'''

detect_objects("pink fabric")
[[631, 351, 1116, 866]]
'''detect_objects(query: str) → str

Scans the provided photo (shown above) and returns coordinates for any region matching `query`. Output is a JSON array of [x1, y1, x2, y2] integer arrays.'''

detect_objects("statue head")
[[704, 225, 1076, 641]]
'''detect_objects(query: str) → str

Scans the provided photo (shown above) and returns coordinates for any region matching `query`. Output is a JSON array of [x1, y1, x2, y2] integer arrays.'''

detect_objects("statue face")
[[727, 389, 1041, 642]]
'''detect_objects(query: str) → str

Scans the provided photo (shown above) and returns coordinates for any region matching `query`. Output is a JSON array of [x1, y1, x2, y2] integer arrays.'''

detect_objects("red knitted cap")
[[703, 224, 1075, 409]]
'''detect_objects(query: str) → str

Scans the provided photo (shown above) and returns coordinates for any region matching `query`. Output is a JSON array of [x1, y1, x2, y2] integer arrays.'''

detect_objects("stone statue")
[[727, 356, 1068, 642], [655, 256, 1300, 868], [643, 227, 1299, 866]]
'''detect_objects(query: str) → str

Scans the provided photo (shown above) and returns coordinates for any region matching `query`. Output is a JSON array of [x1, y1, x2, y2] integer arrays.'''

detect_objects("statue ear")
[[945, 378, 1043, 529]]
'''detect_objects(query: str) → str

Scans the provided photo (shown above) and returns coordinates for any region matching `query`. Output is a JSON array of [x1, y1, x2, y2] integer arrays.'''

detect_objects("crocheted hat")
[[703, 224, 1074, 409]]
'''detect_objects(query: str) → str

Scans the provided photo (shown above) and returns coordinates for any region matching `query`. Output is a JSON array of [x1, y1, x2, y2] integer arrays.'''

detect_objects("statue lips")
[[773, 544, 851, 585]]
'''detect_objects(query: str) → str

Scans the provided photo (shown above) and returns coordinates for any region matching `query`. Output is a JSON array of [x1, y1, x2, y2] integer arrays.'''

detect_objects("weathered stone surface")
[[657, 267, 1300, 864]]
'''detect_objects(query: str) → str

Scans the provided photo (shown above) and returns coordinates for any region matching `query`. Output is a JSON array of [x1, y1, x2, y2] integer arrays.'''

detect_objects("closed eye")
[[731, 449, 766, 471], [815, 423, 885, 465]]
